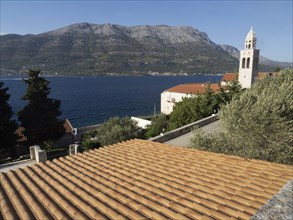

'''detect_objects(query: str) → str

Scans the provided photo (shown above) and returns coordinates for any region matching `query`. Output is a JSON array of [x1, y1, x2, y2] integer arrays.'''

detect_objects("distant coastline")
[[0, 72, 225, 77]]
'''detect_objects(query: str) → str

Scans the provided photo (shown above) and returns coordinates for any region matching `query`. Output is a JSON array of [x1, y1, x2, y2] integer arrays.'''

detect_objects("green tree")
[[0, 82, 18, 158], [145, 114, 169, 138], [81, 137, 101, 151], [191, 69, 293, 164], [18, 69, 65, 146], [84, 116, 144, 147], [168, 84, 219, 130], [218, 80, 242, 105]]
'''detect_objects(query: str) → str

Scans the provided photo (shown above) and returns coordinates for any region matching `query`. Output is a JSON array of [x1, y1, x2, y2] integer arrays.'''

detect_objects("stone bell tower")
[[238, 27, 260, 88]]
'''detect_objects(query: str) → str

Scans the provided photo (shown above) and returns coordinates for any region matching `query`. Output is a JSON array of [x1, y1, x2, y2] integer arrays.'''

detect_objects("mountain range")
[[0, 23, 291, 75], [219, 44, 292, 69]]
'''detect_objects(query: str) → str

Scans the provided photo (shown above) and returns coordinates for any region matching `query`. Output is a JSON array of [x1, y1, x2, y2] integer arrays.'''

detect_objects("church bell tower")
[[238, 27, 260, 88]]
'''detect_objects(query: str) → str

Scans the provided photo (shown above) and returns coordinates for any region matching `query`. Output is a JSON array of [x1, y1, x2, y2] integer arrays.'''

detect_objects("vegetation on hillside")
[[0, 23, 238, 75], [191, 69, 293, 165]]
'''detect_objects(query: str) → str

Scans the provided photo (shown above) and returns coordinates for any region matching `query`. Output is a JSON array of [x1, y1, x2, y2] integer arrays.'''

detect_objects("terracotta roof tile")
[[220, 72, 279, 83], [257, 72, 279, 80], [165, 83, 220, 94], [221, 73, 238, 82], [63, 119, 74, 133], [15, 119, 73, 143], [1, 139, 292, 219], [0, 183, 19, 220]]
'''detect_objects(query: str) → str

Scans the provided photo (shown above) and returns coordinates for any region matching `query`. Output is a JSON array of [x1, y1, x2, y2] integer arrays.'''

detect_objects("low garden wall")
[[149, 114, 218, 143]]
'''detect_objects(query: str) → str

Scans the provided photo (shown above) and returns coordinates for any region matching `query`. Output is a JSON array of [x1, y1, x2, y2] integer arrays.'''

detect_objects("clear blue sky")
[[1, 0, 292, 62]]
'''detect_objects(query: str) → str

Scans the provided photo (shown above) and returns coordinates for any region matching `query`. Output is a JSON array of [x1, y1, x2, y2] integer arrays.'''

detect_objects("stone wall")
[[251, 180, 293, 220], [75, 124, 101, 141], [149, 114, 218, 143]]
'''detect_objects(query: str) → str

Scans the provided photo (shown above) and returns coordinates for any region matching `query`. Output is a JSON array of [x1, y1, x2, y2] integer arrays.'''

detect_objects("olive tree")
[[191, 69, 293, 164]]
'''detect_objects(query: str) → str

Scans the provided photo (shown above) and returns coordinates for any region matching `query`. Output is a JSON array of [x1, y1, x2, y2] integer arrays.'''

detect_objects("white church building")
[[161, 27, 260, 114], [160, 83, 220, 114]]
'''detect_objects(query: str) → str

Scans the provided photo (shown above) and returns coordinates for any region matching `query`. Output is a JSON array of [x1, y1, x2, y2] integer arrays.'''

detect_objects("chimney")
[[69, 144, 79, 156], [30, 145, 47, 163]]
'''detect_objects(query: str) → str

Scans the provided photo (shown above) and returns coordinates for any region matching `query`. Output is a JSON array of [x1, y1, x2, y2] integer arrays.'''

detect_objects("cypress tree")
[[0, 82, 18, 156], [18, 69, 65, 146]]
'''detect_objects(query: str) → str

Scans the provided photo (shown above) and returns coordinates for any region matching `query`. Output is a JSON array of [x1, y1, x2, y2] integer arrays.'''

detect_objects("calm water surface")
[[1, 75, 221, 127]]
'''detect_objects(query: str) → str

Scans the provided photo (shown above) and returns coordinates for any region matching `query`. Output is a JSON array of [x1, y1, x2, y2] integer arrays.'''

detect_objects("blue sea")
[[1, 75, 221, 128]]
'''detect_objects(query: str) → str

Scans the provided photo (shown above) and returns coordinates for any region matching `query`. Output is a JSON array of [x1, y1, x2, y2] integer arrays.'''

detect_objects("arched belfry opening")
[[242, 58, 246, 68], [246, 58, 250, 68]]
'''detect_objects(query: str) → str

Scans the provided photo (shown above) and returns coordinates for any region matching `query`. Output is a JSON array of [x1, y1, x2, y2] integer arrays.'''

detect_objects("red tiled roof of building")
[[15, 119, 73, 142], [257, 72, 278, 80], [221, 72, 278, 82], [164, 72, 279, 95], [221, 73, 238, 82], [166, 83, 220, 94], [0, 139, 292, 219], [63, 119, 74, 134]]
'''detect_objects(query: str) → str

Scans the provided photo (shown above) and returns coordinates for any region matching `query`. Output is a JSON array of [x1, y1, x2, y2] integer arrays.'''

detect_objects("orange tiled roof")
[[221, 72, 278, 82], [15, 119, 73, 142], [63, 119, 74, 133], [166, 83, 220, 94], [257, 72, 278, 80], [0, 139, 292, 219], [221, 73, 238, 82]]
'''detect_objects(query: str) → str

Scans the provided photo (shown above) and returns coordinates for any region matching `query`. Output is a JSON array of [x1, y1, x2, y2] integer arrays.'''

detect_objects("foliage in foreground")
[[191, 69, 293, 165], [18, 69, 65, 146], [0, 82, 18, 158], [82, 116, 144, 148], [145, 114, 169, 138]]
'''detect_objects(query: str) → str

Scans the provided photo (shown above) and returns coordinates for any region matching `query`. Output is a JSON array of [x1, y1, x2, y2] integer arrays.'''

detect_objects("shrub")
[[82, 138, 101, 151], [145, 114, 169, 138], [83, 116, 144, 147]]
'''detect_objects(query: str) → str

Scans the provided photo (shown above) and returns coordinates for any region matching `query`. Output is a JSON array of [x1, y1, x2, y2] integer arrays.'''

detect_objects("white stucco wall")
[[161, 91, 193, 115], [131, 117, 152, 129], [238, 49, 259, 88], [220, 81, 230, 86]]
